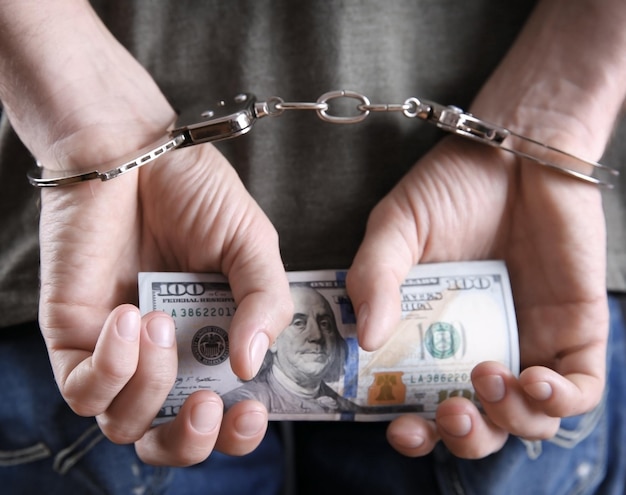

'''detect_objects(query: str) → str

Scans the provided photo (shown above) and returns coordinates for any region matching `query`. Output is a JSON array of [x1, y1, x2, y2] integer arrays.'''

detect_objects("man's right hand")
[[38, 140, 293, 465], [0, 0, 293, 466]]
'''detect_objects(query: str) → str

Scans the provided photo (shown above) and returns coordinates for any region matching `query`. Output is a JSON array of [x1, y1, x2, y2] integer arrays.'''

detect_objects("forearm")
[[471, 0, 626, 160], [0, 0, 174, 171]]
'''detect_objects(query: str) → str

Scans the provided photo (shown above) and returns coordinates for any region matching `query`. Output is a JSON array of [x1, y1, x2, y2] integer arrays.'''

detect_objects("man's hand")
[[0, 0, 293, 466], [348, 0, 626, 459], [347, 135, 608, 458], [38, 141, 293, 465]]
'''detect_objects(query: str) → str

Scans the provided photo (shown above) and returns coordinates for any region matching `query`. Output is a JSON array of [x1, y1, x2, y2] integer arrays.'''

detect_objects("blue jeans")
[[1, 297, 625, 494], [0, 322, 285, 495]]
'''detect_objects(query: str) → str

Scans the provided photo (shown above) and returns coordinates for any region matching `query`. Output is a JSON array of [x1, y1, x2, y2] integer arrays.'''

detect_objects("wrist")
[[0, 0, 176, 172], [470, 0, 626, 162]]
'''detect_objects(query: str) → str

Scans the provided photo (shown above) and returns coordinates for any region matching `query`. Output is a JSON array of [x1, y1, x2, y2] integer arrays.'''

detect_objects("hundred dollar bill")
[[139, 260, 518, 422]]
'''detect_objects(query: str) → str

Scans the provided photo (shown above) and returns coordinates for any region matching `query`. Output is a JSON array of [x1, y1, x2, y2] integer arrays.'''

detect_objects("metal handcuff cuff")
[[28, 90, 619, 188]]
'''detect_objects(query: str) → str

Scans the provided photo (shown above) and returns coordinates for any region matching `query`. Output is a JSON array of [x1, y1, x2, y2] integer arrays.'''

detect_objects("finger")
[[435, 397, 509, 459], [97, 311, 177, 444], [386, 415, 440, 457], [135, 391, 223, 466], [472, 362, 561, 440], [139, 145, 292, 381], [346, 200, 415, 351], [214, 400, 269, 456], [519, 363, 605, 417], [225, 221, 293, 380], [60, 304, 141, 417]]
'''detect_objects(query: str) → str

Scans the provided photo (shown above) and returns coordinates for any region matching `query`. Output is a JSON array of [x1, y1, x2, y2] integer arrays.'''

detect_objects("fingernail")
[[474, 374, 505, 403], [147, 317, 175, 348], [388, 432, 425, 450], [234, 410, 266, 437], [117, 310, 140, 342], [438, 414, 472, 437], [249, 332, 269, 376], [190, 401, 222, 434], [524, 381, 553, 401]]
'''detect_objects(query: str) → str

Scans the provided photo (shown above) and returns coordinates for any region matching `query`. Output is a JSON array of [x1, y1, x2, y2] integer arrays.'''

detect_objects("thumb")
[[347, 138, 508, 351], [346, 195, 419, 351], [222, 213, 294, 381], [211, 198, 293, 380]]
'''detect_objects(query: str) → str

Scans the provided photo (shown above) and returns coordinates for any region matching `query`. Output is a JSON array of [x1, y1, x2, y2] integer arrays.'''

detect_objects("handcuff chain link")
[[258, 90, 429, 125]]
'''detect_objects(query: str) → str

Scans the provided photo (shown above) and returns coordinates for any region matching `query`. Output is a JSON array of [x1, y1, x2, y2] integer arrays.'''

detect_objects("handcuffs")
[[28, 90, 619, 188]]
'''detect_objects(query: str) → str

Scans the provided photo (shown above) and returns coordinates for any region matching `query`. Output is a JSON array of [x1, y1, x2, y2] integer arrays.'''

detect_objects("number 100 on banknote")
[[139, 260, 519, 422]]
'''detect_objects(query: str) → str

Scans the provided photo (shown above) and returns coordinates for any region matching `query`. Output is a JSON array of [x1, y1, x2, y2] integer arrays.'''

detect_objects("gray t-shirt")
[[2, 0, 625, 326]]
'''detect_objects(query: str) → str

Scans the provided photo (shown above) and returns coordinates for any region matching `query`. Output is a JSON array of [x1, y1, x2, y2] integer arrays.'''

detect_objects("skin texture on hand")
[[37, 138, 293, 466], [347, 0, 626, 460], [1, 0, 293, 466], [2, 0, 625, 467], [348, 135, 608, 458]]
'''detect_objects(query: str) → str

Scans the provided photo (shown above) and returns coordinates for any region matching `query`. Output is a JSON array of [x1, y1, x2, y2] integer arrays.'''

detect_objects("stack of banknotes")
[[139, 260, 518, 422]]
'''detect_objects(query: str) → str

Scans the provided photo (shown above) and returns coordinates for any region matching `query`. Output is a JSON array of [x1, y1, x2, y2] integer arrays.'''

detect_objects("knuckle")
[[447, 441, 498, 460], [162, 444, 212, 467], [94, 356, 137, 383], [522, 424, 561, 441], [508, 418, 560, 440], [97, 417, 144, 445], [61, 376, 128, 418], [448, 430, 509, 459], [135, 364, 176, 393], [64, 394, 106, 417]]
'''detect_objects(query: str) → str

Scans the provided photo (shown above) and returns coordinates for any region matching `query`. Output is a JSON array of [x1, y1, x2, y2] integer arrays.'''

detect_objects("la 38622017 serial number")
[[169, 306, 236, 318]]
